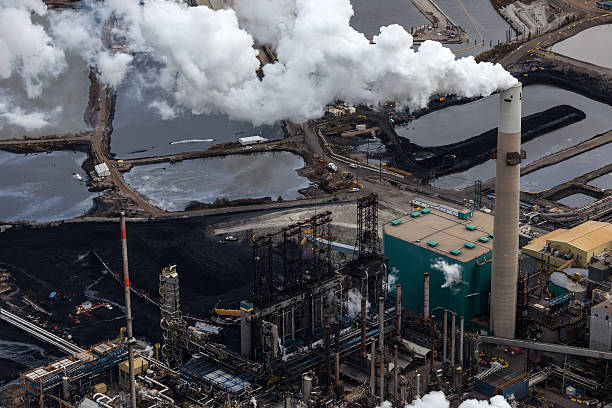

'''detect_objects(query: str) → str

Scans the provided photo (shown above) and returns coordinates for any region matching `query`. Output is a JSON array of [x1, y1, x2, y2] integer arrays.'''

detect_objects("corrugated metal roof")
[[524, 222, 612, 254]]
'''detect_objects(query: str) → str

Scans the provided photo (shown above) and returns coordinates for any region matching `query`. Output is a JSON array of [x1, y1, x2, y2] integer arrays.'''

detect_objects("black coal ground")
[[0, 213, 262, 381]]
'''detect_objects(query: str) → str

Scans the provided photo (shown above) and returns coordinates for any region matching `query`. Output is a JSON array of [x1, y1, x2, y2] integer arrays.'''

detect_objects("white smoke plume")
[[431, 259, 463, 289], [0, 0, 66, 99], [230, 0, 296, 47], [0, 98, 61, 131], [346, 288, 369, 319], [1, 0, 518, 130], [377, 391, 511, 408], [387, 266, 400, 292]]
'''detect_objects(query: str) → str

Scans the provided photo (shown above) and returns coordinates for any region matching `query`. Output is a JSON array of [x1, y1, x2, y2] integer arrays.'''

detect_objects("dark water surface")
[[425, 85, 612, 190], [349, 0, 428, 37], [556, 194, 598, 208], [520, 143, 612, 193], [124, 152, 311, 211], [0, 12, 89, 139], [588, 172, 612, 190], [434, 0, 513, 57], [110, 57, 284, 159], [0, 151, 94, 222]]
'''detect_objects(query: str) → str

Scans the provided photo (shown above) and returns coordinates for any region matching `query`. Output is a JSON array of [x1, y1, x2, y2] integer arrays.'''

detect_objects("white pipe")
[[93, 393, 117, 408], [139, 375, 175, 405]]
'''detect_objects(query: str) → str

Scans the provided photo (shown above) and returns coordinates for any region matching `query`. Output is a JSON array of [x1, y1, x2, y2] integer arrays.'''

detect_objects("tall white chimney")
[[490, 82, 522, 339]]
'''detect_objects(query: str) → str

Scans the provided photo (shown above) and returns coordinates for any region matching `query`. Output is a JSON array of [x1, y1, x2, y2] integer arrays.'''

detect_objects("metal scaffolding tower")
[[159, 265, 187, 367], [474, 179, 482, 210], [355, 193, 380, 260]]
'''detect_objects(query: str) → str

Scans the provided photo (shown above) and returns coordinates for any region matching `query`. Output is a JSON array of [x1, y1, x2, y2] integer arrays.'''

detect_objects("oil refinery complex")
[[1, 83, 610, 408], [1, 0, 612, 407]]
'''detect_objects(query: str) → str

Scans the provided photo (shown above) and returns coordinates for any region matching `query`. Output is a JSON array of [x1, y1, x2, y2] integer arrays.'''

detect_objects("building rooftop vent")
[[427, 240, 439, 247], [478, 236, 490, 243], [466, 224, 477, 231], [464, 242, 476, 249], [450, 249, 462, 256], [420, 208, 431, 214], [391, 219, 402, 226], [410, 211, 421, 218]]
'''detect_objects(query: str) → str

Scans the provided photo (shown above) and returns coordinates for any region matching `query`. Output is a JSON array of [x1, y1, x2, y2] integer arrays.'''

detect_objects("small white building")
[[238, 136, 268, 146], [94, 163, 110, 178]]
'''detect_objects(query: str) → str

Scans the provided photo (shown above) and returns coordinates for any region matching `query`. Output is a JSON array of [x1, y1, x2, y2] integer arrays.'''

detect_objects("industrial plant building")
[[383, 201, 494, 331], [522, 221, 612, 272]]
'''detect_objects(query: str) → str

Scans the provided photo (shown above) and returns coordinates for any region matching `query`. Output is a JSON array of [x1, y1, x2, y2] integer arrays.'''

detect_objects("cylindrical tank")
[[549, 271, 587, 300], [491, 82, 522, 339], [415, 373, 421, 398]]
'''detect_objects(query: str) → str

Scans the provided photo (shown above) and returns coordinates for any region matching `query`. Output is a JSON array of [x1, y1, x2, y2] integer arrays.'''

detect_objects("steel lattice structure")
[[355, 193, 380, 260], [252, 211, 333, 307]]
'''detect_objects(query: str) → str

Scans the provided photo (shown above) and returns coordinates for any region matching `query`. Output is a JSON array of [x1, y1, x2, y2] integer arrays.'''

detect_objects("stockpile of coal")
[[0, 215, 255, 369], [396, 104, 586, 178]]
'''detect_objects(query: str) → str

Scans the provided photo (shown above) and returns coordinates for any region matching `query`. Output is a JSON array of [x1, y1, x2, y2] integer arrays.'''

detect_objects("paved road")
[[500, 8, 612, 68]]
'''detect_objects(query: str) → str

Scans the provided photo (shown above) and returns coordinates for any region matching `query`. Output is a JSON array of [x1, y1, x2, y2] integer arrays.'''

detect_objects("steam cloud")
[[1, 0, 518, 131], [431, 259, 463, 289], [346, 288, 369, 319], [387, 266, 400, 292], [377, 391, 512, 408]]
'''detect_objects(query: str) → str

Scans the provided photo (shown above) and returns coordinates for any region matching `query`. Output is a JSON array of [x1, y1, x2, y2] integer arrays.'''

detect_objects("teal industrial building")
[[383, 201, 494, 331]]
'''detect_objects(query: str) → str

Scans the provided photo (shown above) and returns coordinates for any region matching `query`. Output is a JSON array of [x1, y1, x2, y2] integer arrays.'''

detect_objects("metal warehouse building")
[[521, 221, 612, 271], [382, 201, 494, 330]]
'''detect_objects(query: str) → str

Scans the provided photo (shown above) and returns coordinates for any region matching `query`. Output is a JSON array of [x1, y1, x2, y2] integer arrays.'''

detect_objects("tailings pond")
[[415, 85, 612, 190], [0, 13, 89, 139], [520, 143, 612, 193], [551, 24, 612, 69], [110, 56, 283, 159], [124, 152, 311, 211], [0, 151, 94, 222], [556, 194, 598, 208], [588, 172, 612, 190], [434, 0, 513, 57], [0, 54, 89, 140], [349, 0, 428, 37]]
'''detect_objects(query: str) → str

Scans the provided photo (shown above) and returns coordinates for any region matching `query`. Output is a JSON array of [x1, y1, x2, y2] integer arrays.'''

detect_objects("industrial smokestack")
[[451, 313, 456, 368], [378, 297, 385, 400], [423, 272, 430, 319], [120, 213, 137, 408], [393, 345, 398, 399], [396, 284, 402, 338], [324, 315, 331, 388], [459, 316, 464, 367], [379, 297, 384, 351], [442, 310, 447, 362], [361, 297, 367, 358], [491, 82, 522, 339], [370, 340, 376, 395]]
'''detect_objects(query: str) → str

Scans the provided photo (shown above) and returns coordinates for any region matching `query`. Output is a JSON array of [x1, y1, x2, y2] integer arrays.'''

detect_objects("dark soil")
[[0, 214, 257, 371]]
